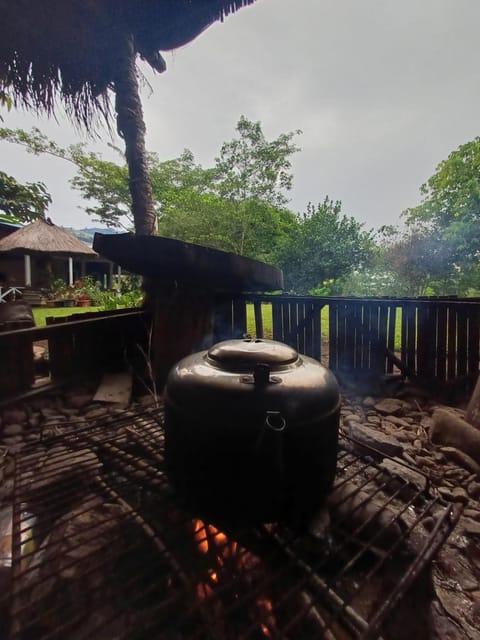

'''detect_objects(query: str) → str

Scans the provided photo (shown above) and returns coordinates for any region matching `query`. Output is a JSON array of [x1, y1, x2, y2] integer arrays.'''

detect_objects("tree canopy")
[[277, 198, 373, 294], [0, 170, 51, 223], [404, 137, 480, 270]]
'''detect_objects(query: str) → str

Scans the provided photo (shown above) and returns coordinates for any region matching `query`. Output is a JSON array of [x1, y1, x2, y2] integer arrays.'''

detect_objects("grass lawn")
[[33, 306, 102, 326]]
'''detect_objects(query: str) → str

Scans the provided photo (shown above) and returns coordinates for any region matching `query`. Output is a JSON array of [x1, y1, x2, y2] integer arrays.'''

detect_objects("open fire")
[[193, 518, 275, 636]]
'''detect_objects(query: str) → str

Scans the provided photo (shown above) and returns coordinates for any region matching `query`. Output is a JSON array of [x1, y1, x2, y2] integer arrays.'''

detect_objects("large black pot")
[[164, 338, 340, 525]]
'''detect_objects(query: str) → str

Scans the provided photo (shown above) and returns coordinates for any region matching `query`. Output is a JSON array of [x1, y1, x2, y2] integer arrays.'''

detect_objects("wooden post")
[[24, 254, 31, 287], [68, 256, 74, 286]]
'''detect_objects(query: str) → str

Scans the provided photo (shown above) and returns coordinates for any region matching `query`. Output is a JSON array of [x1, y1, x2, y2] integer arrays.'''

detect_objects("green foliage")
[[278, 198, 374, 294], [0, 120, 301, 260], [404, 137, 480, 276], [0, 170, 51, 222], [214, 115, 301, 208]]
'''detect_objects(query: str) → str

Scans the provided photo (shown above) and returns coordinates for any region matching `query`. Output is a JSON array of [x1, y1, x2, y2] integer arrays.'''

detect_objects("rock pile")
[[341, 389, 480, 640]]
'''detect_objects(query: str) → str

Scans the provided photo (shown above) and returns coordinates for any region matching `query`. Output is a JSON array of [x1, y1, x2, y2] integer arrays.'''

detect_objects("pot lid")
[[207, 338, 299, 372]]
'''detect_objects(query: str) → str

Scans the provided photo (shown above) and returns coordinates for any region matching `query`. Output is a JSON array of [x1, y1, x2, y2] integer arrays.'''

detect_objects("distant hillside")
[[68, 227, 120, 246]]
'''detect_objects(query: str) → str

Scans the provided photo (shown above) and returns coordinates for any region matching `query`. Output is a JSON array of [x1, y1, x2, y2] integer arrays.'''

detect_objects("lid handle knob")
[[253, 363, 270, 388]]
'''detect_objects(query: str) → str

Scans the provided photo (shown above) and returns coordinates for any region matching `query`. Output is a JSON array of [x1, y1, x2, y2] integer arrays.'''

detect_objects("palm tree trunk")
[[113, 34, 156, 236]]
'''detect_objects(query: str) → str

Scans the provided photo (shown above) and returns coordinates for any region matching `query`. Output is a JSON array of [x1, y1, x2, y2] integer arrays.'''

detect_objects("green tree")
[[212, 116, 301, 256], [404, 137, 480, 270], [278, 198, 373, 294], [0, 122, 300, 261], [215, 116, 301, 207], [0, 170, 51, 223]]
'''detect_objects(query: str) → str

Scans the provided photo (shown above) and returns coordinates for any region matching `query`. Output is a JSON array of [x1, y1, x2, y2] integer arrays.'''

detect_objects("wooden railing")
[[1, 296, 480, 400], [215, 295, 480, 389], [0, 309, 149, 400]]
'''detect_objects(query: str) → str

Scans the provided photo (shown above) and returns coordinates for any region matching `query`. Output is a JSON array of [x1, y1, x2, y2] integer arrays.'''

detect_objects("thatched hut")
[[0, 1, 257, 235], [0, 218, 99, 290]]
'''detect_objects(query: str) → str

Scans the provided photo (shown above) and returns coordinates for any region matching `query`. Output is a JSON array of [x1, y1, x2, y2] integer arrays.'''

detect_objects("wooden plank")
[[408, 303, 417, 374], [304, 301, 314, 358], [416, 304, 429, 379], [447, 305, 457, 380], [468, 307, 480, 383], [94, 371, 133, 405], [329, 302, 338, 371], [213, 296, 233, 342], [375, 303, 388, 375], [457, 306, 468, 377], [359, 302, 370, 371], [232, 297, 247, 338], [271, 301, 283, 341], [297, 302, 306, 354], [253, 300, 264, 339], [312, 302, 322, 362], [338, 302, 353, 371], [281, 301, 291, 346], [386, 304, 396, 374], [436, 303, 448, 383]]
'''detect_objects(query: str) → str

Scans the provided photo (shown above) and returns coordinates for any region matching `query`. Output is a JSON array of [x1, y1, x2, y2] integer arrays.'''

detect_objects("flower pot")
[[76, 298, 91, 307]]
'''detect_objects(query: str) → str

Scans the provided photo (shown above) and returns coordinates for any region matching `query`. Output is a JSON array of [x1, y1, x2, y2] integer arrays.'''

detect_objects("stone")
[[2, 423, 23, 437], [385, 415, 411, 428], [420, 416, 434, 430], [0, 479, 14, 500], [343, 413, 362, 425], [440, 447, 480, 475], [373, 398, 405, 416], [362, 396, 376, 407], [464, 508, 480, 522], [64, 393, 94, 410], [2, 407, 28, 424], [422, 516, 436, 532], [402, 451, 417, 466], [2, 435, 23, 446], [467, 481, 480, 500], [83, 407, 111, 420], [379, 457, 428, 492], [40, 408, 61, 419], [460, 518, 480, 537], [431, 409, 480, 464], [348, 422, 405, 459], [438, 486, 469, 504]]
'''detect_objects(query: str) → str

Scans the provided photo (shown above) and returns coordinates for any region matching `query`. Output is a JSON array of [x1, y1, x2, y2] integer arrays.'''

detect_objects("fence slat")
[[447, 306, 457, 380], [272, 301, 283, 341], [457, 307, 468, 377], [253, 301, 264, 339], [304, 302, 313, 357], [281, 301, 290, 345], [297, 302, 305, 354], [313, 302, 322, 362], [436, 303, 448, 382], [468, 307, 480, 383], [329, 302, 339, 371], [232, 297, 247, 338]]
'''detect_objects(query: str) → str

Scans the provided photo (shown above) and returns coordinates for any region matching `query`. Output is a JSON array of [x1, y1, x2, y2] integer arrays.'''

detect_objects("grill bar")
[[1, 406, 461, 640]]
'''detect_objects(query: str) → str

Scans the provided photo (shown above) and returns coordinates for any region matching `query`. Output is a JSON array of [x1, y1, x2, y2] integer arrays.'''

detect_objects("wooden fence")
[[0, 309, 148, 400], [1, 296, 480, 400], [216, 295, 480, 390]]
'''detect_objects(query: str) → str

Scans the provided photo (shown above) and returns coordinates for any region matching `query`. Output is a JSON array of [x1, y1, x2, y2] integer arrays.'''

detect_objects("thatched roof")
[[0, 219, 97, 256], [0, 1, 256, 125]]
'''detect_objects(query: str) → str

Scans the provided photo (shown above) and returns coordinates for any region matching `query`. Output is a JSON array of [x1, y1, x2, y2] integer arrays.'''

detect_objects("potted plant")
[[76, 292, 92, 307]]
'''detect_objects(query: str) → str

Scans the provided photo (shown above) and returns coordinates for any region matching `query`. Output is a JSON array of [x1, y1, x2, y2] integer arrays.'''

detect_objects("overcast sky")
[[1, 0, 480, 231]]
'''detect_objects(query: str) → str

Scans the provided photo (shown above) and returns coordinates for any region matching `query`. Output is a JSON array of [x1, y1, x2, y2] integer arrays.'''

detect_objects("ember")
[[0, 405, 461, 640]]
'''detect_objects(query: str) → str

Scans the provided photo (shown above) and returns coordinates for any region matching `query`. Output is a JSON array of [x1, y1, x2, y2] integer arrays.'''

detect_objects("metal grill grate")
[[1, 406, 461, 640]]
